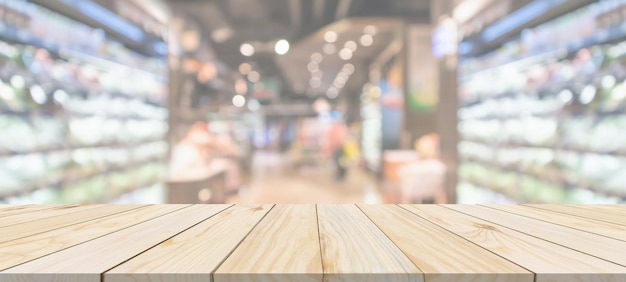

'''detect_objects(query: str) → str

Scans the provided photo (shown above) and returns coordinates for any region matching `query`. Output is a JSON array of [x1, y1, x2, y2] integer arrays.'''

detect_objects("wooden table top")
[[0, 204, 625, 282]]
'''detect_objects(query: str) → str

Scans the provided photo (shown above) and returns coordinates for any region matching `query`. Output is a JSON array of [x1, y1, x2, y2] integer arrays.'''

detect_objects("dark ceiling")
[[169, 0, 431, 100]]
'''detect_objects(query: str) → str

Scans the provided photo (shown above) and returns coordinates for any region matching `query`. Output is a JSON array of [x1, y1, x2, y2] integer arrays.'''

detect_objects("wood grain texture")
[[214, 204, 322, 282], [0, 204, 99, 228], [0, 205, 64, 218], [402, 205, 626, 282], [0, 205, 144, 244], [0, 205, 188, 271], [564, 205, 626, 216], [104, 204, 273, 282], [0, 205, 231, 282], [525, 205, 626, 225], [451, 205, 626, 267], [485, 204, 626, 242], [359, 205, 532, 282], [317, 205, 421, 282]]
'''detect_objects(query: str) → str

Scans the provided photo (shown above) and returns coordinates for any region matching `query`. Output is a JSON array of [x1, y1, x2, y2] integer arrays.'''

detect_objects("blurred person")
[[326, 119, 349, 181], [398, 133, 447, 204], [169, 122, 214, 178]]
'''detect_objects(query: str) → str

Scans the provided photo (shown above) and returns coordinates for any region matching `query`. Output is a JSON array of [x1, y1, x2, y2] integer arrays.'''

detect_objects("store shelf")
[[4, 204, 626, 280], [0, 156, 166, 201], [460, 156, 626, 201], [460, 138, 626, 158], [0, 137, 164, 157]]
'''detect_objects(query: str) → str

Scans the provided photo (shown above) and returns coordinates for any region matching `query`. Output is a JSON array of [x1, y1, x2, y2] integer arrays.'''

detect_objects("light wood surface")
[[317, 205, 420, 282], [214, 204, 323, 282], [484, 204, 626, 242], [525, 204, 626, 225], [403, 205, 626, 282], [0, 205, 143, 244], [0, 205, 187, 271], [359, 205, 532, 282], [105, 204, 273, 282], [1, 204, 626, 282]]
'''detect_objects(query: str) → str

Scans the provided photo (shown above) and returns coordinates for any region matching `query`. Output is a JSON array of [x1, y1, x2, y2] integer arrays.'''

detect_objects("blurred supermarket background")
[[1, 0, 626, 205]]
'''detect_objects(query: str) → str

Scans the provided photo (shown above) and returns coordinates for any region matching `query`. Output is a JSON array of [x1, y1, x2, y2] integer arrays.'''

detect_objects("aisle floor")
[[227, 151, 384, 204]]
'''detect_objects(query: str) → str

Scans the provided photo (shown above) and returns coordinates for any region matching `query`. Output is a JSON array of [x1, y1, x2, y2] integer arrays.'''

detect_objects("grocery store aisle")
[[227, 151, 383, 204]]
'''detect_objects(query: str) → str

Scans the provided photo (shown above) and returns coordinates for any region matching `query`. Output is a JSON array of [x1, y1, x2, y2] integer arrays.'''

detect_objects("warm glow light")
[[232, 95, 246, 107], [240, 43, 255, 56], [235, 78, 248, 95], [343, 63, 355, 74], [327, 87, 339, 98], [339, 48, 353, 60], [324, 31, 338, 43], [323, 43, 336, 55], [360, 34, 373, 46], [311, 52, 323, 63], [307, 61, 319, 72], [239, 63, 252, 75], [247, 71, 260, 82], [364, 25, 378, 36], [345, 40, 357, 52], [275, 39, 290, 55]]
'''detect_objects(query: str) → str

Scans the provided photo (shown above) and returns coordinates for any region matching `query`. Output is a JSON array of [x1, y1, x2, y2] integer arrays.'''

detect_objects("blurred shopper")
[[169, 122, 214, 177], [326, 120, 349, 181]]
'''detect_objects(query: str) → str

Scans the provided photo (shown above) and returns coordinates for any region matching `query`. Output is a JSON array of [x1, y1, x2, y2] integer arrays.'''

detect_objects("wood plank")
[[0, 205, 144, 244], [0, 205, 76, 218], [359, 205, 532, 282], [0, 204, 231, 282], [0, 204, 188, 271], [451, 205, 626, 267], [564, 205, 626, 217], [402, 205, 626, 282], [525, 205, 626, 225], [214, 204, 322, 282], [317, 205, 421, 282], [0, 204, 100, 228], [104, 204, 273, 282], [485, 204, 626, 242]]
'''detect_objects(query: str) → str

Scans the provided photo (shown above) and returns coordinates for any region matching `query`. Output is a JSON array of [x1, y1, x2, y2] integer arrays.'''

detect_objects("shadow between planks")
[[0, 204, 625, 282]]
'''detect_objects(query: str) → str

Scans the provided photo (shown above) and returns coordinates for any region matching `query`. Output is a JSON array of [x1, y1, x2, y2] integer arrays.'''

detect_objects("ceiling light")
[[307, 61, 319, 72], [339, 48, 353, 60], [274, 39, 290, 55], [364, 25, 378, 36], [247, 71, 260, 83], [360, 34, 373, 46], [345, 41, 357, 52], [580, 85, 596, 105], [324, 31, 338, 43], [311, 52, 323, 63], [238, 63, 252, 75], [323, 43, 336, 55], [310, 77, 322, 88], [240, 43, 255, 57], [30, 85, 47, 104], [327, 87, 339, 99], [343, 63, 355, 74], [334, 80, 345, 88], [232, 95, 246, 107]]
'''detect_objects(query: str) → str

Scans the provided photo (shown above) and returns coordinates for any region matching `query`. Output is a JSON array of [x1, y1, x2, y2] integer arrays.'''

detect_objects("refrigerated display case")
[[0, 0, 168, 204], [457, 0, 626, 204]]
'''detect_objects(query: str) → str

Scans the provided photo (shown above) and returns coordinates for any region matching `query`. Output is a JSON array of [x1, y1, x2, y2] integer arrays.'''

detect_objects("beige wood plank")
[[451, 205, 626, 267], [0, 204, 100, 228], [214, 204, 322, 282], [0, 204, 231, 282], [485, 205, 626, 242], [0, 204, 188, 271], [564, 205, 626, 217], [104, 204, 273, 282], [317, 205, 421, 282], [0, 205, 144, 244], [525, 205, 626, 225], [0, 205, 75, 218], [402, 205, 626, 282], [359, 205, 532, 282]]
